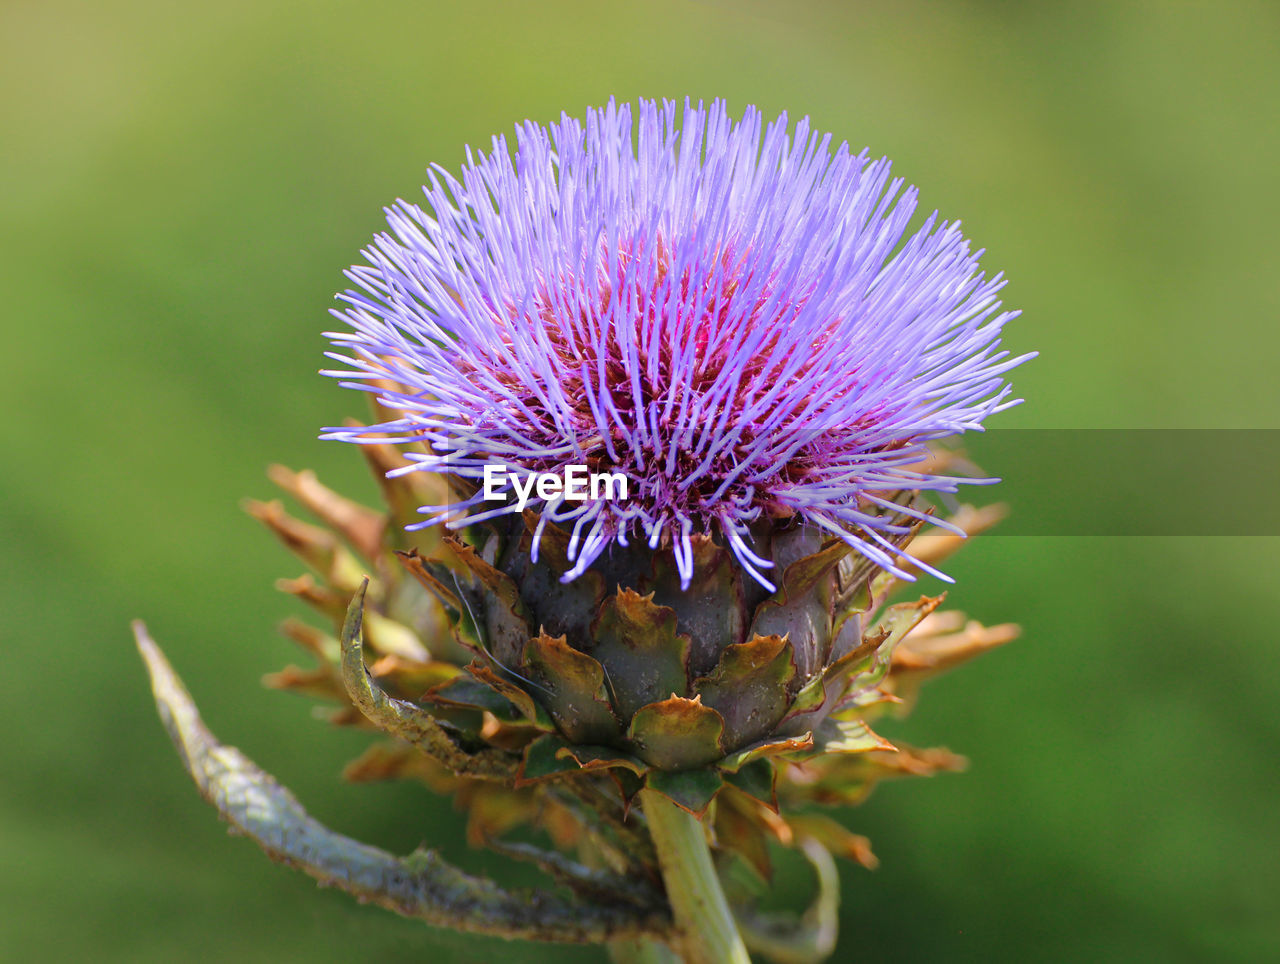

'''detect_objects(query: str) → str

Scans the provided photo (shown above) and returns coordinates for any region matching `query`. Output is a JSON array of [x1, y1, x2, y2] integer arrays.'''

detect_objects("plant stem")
[[608, 939, 682, 963], [638, 789, 750, 964]]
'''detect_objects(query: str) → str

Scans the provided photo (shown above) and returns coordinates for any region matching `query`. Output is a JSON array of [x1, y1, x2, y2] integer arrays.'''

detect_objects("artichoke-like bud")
[[244, 445, 1014, 867], [419, 505, 928, 815]]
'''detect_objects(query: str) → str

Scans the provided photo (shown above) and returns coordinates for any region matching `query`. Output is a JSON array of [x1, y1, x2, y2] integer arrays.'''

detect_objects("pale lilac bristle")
[[323, 98, 1033, 589]]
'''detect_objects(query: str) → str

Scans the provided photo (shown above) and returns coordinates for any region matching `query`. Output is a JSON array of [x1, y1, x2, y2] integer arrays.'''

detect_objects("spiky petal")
[[323, 98, 1031, 589]]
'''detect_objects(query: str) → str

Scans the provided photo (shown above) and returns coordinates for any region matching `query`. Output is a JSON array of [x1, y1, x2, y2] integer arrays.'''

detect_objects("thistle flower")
[[137, 99, 1030, 964], [323, 98, 1031, 590]]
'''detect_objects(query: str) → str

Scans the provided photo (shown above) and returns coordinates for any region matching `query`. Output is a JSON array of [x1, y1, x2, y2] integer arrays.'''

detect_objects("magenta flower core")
[[323, 99, 1032, 590]]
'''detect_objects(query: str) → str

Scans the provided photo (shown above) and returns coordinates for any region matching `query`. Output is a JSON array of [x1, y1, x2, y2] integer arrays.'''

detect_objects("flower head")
[[324, 99, 1031, 589]]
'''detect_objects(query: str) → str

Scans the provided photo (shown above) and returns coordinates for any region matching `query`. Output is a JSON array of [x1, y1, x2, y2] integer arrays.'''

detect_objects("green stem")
[[639, 789, 751, 964], [608, 939, 682, 964]]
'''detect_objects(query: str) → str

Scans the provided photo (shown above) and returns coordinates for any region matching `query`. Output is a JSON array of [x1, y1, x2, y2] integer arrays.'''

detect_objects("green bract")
[[249, 439, 1014, 832]]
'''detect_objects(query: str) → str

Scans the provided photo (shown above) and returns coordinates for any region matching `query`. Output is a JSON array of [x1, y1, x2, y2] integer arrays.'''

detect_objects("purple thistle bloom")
[[323, 98, 1032, 591]]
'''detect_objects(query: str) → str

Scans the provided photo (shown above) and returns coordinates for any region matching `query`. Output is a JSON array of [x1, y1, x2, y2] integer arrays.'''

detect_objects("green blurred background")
[[3, 1, 1277, 960]]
